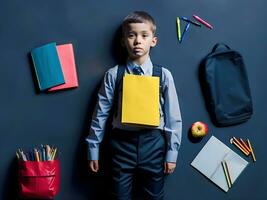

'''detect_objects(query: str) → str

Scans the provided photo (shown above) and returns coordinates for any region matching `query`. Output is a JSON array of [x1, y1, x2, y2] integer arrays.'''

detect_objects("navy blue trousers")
[[109, 128, 166, 200]]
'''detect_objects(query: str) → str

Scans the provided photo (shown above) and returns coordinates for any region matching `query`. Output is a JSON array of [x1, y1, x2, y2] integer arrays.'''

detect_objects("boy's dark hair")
[[122, 11, 156, 35]]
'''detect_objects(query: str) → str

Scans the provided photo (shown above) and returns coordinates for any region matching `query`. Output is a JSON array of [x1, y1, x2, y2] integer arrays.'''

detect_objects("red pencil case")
[[18, 160, 60, 199]]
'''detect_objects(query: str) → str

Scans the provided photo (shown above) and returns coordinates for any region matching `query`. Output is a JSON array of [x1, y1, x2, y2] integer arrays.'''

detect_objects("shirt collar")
[[126, 56, 153, 75]]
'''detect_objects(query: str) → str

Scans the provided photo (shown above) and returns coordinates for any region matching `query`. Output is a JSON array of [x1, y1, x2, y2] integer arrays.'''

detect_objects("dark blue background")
[[1, 0, 266, 199]]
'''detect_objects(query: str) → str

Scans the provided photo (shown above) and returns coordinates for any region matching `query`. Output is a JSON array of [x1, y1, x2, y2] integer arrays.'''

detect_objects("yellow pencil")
[[224, 160, 232, 186], [34, 149, 40, 161], [52, 148, 57, 160], [247, 139, 256, 162], [230, 138, 249, 156], [38, 150, 42, 161], [16, 152, 20, 160], [240, 138, 251, 153], [176, 17, 182, 42], [233, 137, 250, 155], [221, 161, 231, 189]]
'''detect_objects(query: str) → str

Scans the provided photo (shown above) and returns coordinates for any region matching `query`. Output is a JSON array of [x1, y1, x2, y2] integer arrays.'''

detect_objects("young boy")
[[86, 11, 182, 200]]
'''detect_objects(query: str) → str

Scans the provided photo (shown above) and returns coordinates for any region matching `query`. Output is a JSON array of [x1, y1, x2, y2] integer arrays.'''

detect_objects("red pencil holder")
[[18, 160, 60, 199]]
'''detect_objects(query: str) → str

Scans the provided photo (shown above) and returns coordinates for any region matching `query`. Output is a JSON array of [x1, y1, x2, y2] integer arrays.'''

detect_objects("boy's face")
[[123, 22, 157, 60]]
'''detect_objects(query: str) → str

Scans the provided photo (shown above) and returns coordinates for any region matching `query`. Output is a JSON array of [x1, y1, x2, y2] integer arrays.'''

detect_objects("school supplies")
[[176, 14, 213, 44], [221, 160, 232, 189], [121, 74, 160, 127], [17, 149, 27, 161], [48, 43, 79, 91], [247, 139, 256, 162], [46, 144, 52, 161], [199, 43, 253, 126], [191, 136, 248, 192], [180, 16, 201, 27], [181, 23, 190, 43], [230, 137, 256, 162], [16, 145, 58, 161], [51, 148, 57, 160], [176, 17, 182, 42], [176, 16, 200, 44], [18, 159, 60, 199], [230, 138, 249, 156], [193, 15, 213, 29], [176, 17, 191, 43], [17, 145, 60, 199], [31, 43, 79, 92], [31, 43, 65, 91], [240, 138, 251, 152]]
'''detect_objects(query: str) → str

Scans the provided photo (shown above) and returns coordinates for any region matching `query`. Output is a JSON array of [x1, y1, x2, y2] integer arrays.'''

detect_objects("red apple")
[[191, 121, 208, 138]]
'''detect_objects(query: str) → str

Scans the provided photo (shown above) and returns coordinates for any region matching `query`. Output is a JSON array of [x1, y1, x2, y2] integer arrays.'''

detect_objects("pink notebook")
[[48, 43, 78, 91]]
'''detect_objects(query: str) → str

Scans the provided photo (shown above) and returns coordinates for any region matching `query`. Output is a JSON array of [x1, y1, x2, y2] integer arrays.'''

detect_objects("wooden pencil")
[[221, 161, 231, 189], [247, 139, 256, 162], [240, 138, 251, 153], [224, 160, 232, 186], [230, 138, 249, 156], [233, 137, 250, 155]]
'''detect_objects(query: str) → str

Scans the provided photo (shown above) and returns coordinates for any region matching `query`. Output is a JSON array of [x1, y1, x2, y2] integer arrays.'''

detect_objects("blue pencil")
[[181, 23, 191, 43]]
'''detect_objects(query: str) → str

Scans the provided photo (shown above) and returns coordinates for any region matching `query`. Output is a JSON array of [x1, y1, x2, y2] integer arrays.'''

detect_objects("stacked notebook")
[[31, 42, 78, 91]]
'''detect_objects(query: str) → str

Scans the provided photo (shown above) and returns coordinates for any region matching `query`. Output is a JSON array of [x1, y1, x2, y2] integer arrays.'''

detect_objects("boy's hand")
[[88, 160, 99, 173], [164, 162, 176, 174]]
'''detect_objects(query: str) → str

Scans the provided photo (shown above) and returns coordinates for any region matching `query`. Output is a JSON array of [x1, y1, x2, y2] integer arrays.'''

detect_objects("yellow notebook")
[[121, 74, 160, 127]]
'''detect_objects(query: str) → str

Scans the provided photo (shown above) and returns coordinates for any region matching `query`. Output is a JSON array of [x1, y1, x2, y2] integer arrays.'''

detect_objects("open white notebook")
[[191, 135, 249, 192]]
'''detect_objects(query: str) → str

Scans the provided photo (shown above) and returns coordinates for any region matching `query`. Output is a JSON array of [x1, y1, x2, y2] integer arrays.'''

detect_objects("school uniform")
[[86, 57, 182, 200]]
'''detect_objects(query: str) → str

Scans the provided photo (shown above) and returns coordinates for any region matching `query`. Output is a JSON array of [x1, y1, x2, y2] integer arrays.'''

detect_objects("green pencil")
[[176, 17, 181, 42]]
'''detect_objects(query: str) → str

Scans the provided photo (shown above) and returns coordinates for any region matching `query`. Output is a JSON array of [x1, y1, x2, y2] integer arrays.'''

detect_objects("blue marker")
[[180, 16, 201, 27], [181, 23, 191, 43]]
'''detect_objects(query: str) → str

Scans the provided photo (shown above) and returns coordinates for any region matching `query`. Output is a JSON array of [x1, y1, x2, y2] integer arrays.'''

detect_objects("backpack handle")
[[212, 43, 231, 52]]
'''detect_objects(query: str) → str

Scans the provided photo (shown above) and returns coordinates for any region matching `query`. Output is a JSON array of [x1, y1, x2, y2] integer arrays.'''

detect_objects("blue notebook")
[[31, 43, 65, 91]]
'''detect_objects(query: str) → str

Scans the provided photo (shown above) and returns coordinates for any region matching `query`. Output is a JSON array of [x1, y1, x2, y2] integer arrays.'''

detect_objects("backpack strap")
[[113, 65, 125, 117], [115, 65, 125, 89], [152, 64, 163, 94]]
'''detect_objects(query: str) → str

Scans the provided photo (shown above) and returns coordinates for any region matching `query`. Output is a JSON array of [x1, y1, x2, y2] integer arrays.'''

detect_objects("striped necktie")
[[133, 66, 143, 75]]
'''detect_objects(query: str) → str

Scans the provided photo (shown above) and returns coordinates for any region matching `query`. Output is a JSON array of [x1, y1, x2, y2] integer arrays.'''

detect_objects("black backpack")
[[199, 43, 253, 126]]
